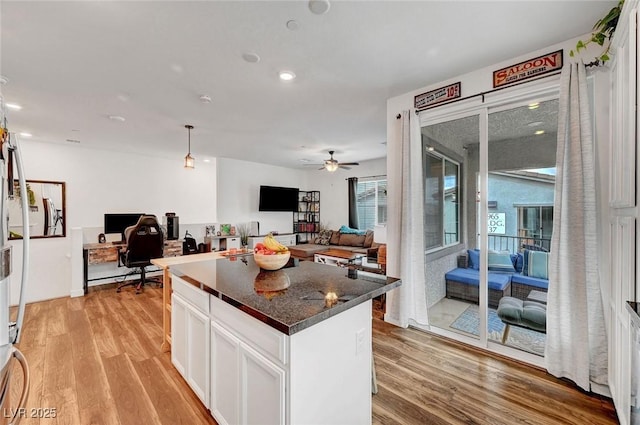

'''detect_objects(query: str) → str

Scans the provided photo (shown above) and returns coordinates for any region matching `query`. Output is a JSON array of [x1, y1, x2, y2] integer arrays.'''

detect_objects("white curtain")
[[545, 62, 608, 391], [385, 110, 429, 328]]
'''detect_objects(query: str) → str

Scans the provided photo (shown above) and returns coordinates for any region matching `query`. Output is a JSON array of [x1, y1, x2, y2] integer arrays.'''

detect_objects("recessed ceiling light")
[[6, 103, 22, 110], [528, 102, 540, 110], [279, 70, 296, 81], [203, 159, 211, 163], [117, 93, 130, 102], [309, 0, 330, 15], [286, 20, 299, 31], [242, 52, 261, 63], [0, 76, 7, 85], [427, 146, 435, 151], [65, 139, 81, 144], [535, 130, 545, 135], [299, 158, 310, 163], [527, 121, 543, 127], [19, 132, 32, 138], [108, 115, 126, 122], [199, 95, 212, 104]]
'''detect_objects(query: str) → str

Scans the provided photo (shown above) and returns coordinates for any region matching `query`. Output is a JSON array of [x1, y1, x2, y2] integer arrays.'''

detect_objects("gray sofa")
[[288, 229, 379, 261]]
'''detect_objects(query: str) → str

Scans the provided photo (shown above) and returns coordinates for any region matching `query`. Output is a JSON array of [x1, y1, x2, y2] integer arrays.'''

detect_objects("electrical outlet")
[[356, 328, 365, 356]]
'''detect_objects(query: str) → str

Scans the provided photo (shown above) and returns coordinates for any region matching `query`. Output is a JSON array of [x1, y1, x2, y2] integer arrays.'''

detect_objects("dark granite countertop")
[[170, 256, 401, 335]]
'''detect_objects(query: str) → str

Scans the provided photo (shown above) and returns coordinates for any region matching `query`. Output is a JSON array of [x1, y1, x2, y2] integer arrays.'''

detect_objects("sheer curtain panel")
[[545, 62, 608, 391], [385, 110, 429, 327]]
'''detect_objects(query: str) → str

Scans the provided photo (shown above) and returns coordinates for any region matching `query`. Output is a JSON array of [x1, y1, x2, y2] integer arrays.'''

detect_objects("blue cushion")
[[444, 267, 511, 291], [527, 251, 549, 279], [467, 249, 480, 270], [338, 225, 366, 235], [511, 273, 549, 290], [522, 249, 531, 275], [488, 252, 516, 272]]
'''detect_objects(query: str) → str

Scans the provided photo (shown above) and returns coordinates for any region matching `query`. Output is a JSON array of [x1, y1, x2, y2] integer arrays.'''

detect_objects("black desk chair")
[[117, 215, 164, 294]]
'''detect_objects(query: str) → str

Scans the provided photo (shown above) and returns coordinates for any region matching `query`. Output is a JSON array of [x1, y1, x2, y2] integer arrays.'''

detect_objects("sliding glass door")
[[420, 79, 559, 364]]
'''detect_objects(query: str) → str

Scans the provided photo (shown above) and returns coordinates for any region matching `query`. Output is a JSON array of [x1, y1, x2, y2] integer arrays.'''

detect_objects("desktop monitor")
[[104, 213, 144, 242]]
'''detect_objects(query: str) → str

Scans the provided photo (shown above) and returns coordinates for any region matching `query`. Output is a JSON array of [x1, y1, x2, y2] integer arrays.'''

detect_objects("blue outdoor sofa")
[[445, 249, 549, 307]]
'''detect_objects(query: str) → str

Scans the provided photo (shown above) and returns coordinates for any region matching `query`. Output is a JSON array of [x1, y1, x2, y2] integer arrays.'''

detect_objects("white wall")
[[10, 140, 217, 304], [308, 158, 386, 230], [216, 158, 311, 235]]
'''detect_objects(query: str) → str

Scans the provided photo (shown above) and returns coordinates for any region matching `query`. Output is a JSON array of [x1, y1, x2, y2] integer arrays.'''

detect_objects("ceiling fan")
[[319, 151, 360, 172]]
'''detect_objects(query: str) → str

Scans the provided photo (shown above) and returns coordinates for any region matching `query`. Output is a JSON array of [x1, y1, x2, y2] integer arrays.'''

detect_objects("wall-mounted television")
[[104, 213, 145, 242], [258, 186, 299, 212]]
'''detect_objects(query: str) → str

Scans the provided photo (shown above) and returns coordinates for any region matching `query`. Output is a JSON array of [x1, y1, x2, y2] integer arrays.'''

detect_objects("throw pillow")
[[527, 251, 549, 279], [522, 249, 531, 276], [467, 249, 480, 270], [317, 229, 332, 246], [363, 230, 374, 248], [338, 225, 366, 235], [329, 230, 341, 245], [339, 233, 365, 247], [488, 252, 516, 272]]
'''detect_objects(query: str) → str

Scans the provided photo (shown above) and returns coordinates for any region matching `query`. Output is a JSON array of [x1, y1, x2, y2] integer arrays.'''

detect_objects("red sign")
[[414, 82, 461, 109], [493, 50, 563, 88]]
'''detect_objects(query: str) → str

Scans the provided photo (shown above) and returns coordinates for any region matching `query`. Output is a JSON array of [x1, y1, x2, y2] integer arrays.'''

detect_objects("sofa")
[[445, 249, 549, 307], [287, 227, 379, 261]]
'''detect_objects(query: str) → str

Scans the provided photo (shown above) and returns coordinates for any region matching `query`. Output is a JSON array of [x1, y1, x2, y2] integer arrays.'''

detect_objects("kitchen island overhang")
[[170, 256, 401, 335]]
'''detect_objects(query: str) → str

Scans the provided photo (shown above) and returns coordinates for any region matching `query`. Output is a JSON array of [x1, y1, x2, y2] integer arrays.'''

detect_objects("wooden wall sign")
[[414, 82, 461, 109], [493, 50, 563, 88]]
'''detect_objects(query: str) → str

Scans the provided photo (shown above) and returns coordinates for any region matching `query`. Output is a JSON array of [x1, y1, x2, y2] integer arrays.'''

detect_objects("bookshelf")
[[293, 191, 320, 243]]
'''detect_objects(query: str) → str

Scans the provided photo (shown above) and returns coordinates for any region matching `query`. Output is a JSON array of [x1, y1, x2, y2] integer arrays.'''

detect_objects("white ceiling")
[[0, 1, 615, 170]]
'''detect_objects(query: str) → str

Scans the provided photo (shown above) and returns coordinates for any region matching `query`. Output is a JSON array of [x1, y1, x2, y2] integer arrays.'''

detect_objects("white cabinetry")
[[608, 2, 639, 424], [210, 321, 240, 425], [171, 276, 210, 407], [210, 296, 286, 425], [247, 234, 297, 248]]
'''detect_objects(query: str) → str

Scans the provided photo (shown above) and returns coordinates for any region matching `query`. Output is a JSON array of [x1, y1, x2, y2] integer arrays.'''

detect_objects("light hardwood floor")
[[9, 284, 617, 425]]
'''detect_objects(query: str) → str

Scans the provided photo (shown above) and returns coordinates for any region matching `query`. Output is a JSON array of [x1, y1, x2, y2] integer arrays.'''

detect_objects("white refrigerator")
[[0, 104, 31, 423]]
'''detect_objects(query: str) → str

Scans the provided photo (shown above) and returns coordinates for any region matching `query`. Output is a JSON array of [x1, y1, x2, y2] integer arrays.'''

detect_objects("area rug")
[[450, 304, 546, 356]]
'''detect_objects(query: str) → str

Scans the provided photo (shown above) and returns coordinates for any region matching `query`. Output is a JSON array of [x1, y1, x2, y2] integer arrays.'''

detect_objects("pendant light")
[[184, 124, 195, 169]]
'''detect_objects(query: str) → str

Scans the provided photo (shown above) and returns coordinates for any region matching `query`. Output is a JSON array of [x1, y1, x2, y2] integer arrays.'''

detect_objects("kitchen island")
[[159, 253, 400, 425]]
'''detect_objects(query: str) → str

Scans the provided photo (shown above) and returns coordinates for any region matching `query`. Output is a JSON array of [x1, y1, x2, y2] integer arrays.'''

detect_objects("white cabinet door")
[[240, 343, 285, 425], [171, 293, 188, 377], [210, 321, 240, 425], [187, 306, 210, 407]]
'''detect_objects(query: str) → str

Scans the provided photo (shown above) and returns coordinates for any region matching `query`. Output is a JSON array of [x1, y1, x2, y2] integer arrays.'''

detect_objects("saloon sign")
[[493, 50, 563, 88]]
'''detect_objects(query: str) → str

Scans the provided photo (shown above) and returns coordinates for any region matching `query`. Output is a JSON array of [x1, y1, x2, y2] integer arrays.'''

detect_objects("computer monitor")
[[104, 213, 144, 243]]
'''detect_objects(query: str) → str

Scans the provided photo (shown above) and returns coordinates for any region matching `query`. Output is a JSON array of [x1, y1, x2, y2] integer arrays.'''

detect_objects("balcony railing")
[[487, 234, 551, 253]]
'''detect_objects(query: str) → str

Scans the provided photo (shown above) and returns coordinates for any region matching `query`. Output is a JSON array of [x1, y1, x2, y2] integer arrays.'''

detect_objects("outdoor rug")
[[450, 304, 546, 356]]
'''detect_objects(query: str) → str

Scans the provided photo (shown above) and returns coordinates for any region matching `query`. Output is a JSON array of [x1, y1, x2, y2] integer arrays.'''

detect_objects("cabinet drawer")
[[172, 275, 209, 314], [210, 296, 287, 365]]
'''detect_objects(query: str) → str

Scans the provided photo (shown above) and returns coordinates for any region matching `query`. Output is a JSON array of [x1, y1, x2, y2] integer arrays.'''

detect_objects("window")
[[424, 151, 460, 250], [356, 178, 387, 230], [517, 205, 553, 250]]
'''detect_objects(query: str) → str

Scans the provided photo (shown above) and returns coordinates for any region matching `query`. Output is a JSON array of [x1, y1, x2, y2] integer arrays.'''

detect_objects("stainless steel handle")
[[10, 134, 29, 344], [9, 347, 29, 425]]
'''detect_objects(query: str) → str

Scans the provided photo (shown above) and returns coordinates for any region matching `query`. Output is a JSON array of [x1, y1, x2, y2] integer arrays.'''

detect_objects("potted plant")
[[570, 0, 624, 66], [236, 222, 250, 250]]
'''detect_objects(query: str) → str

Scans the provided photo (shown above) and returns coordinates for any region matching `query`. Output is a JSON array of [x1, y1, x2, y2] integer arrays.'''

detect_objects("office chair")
[[117, 214, 164, 294]]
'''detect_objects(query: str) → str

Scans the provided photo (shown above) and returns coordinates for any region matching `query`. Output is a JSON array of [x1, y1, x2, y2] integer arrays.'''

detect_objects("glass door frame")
[[418, 76, 561, 367]]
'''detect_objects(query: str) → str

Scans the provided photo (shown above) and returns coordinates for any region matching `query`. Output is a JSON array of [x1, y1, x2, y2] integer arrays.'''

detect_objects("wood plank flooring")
[[9, 284, 617, 425]]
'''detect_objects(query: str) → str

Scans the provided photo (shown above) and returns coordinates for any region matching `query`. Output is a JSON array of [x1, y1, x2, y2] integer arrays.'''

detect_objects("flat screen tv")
[[258, 186, 299, 212], [104, 213, 145, 242]]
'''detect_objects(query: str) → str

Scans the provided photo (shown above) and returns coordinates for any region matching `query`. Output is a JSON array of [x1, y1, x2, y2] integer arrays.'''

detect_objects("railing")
[[487, 234, 551, 253]]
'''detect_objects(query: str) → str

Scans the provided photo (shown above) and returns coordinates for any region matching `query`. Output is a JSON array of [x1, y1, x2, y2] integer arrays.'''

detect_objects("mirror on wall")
[[9, 180, 66, 239]]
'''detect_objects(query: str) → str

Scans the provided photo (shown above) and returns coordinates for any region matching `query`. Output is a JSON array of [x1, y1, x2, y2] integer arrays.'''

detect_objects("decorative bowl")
[[253, 251, 291, 270]]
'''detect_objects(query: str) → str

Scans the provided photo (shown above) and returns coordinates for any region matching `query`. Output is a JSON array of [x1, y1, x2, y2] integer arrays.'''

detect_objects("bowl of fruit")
[[253, 234, 291, 270]]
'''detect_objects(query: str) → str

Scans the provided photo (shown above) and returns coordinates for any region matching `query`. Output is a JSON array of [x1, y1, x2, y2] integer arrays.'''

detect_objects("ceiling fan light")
[[325, 162, 339, 172]]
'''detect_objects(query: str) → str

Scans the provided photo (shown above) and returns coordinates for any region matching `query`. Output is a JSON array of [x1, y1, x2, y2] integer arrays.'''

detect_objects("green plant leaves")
[[572, 0, 624, 65]]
